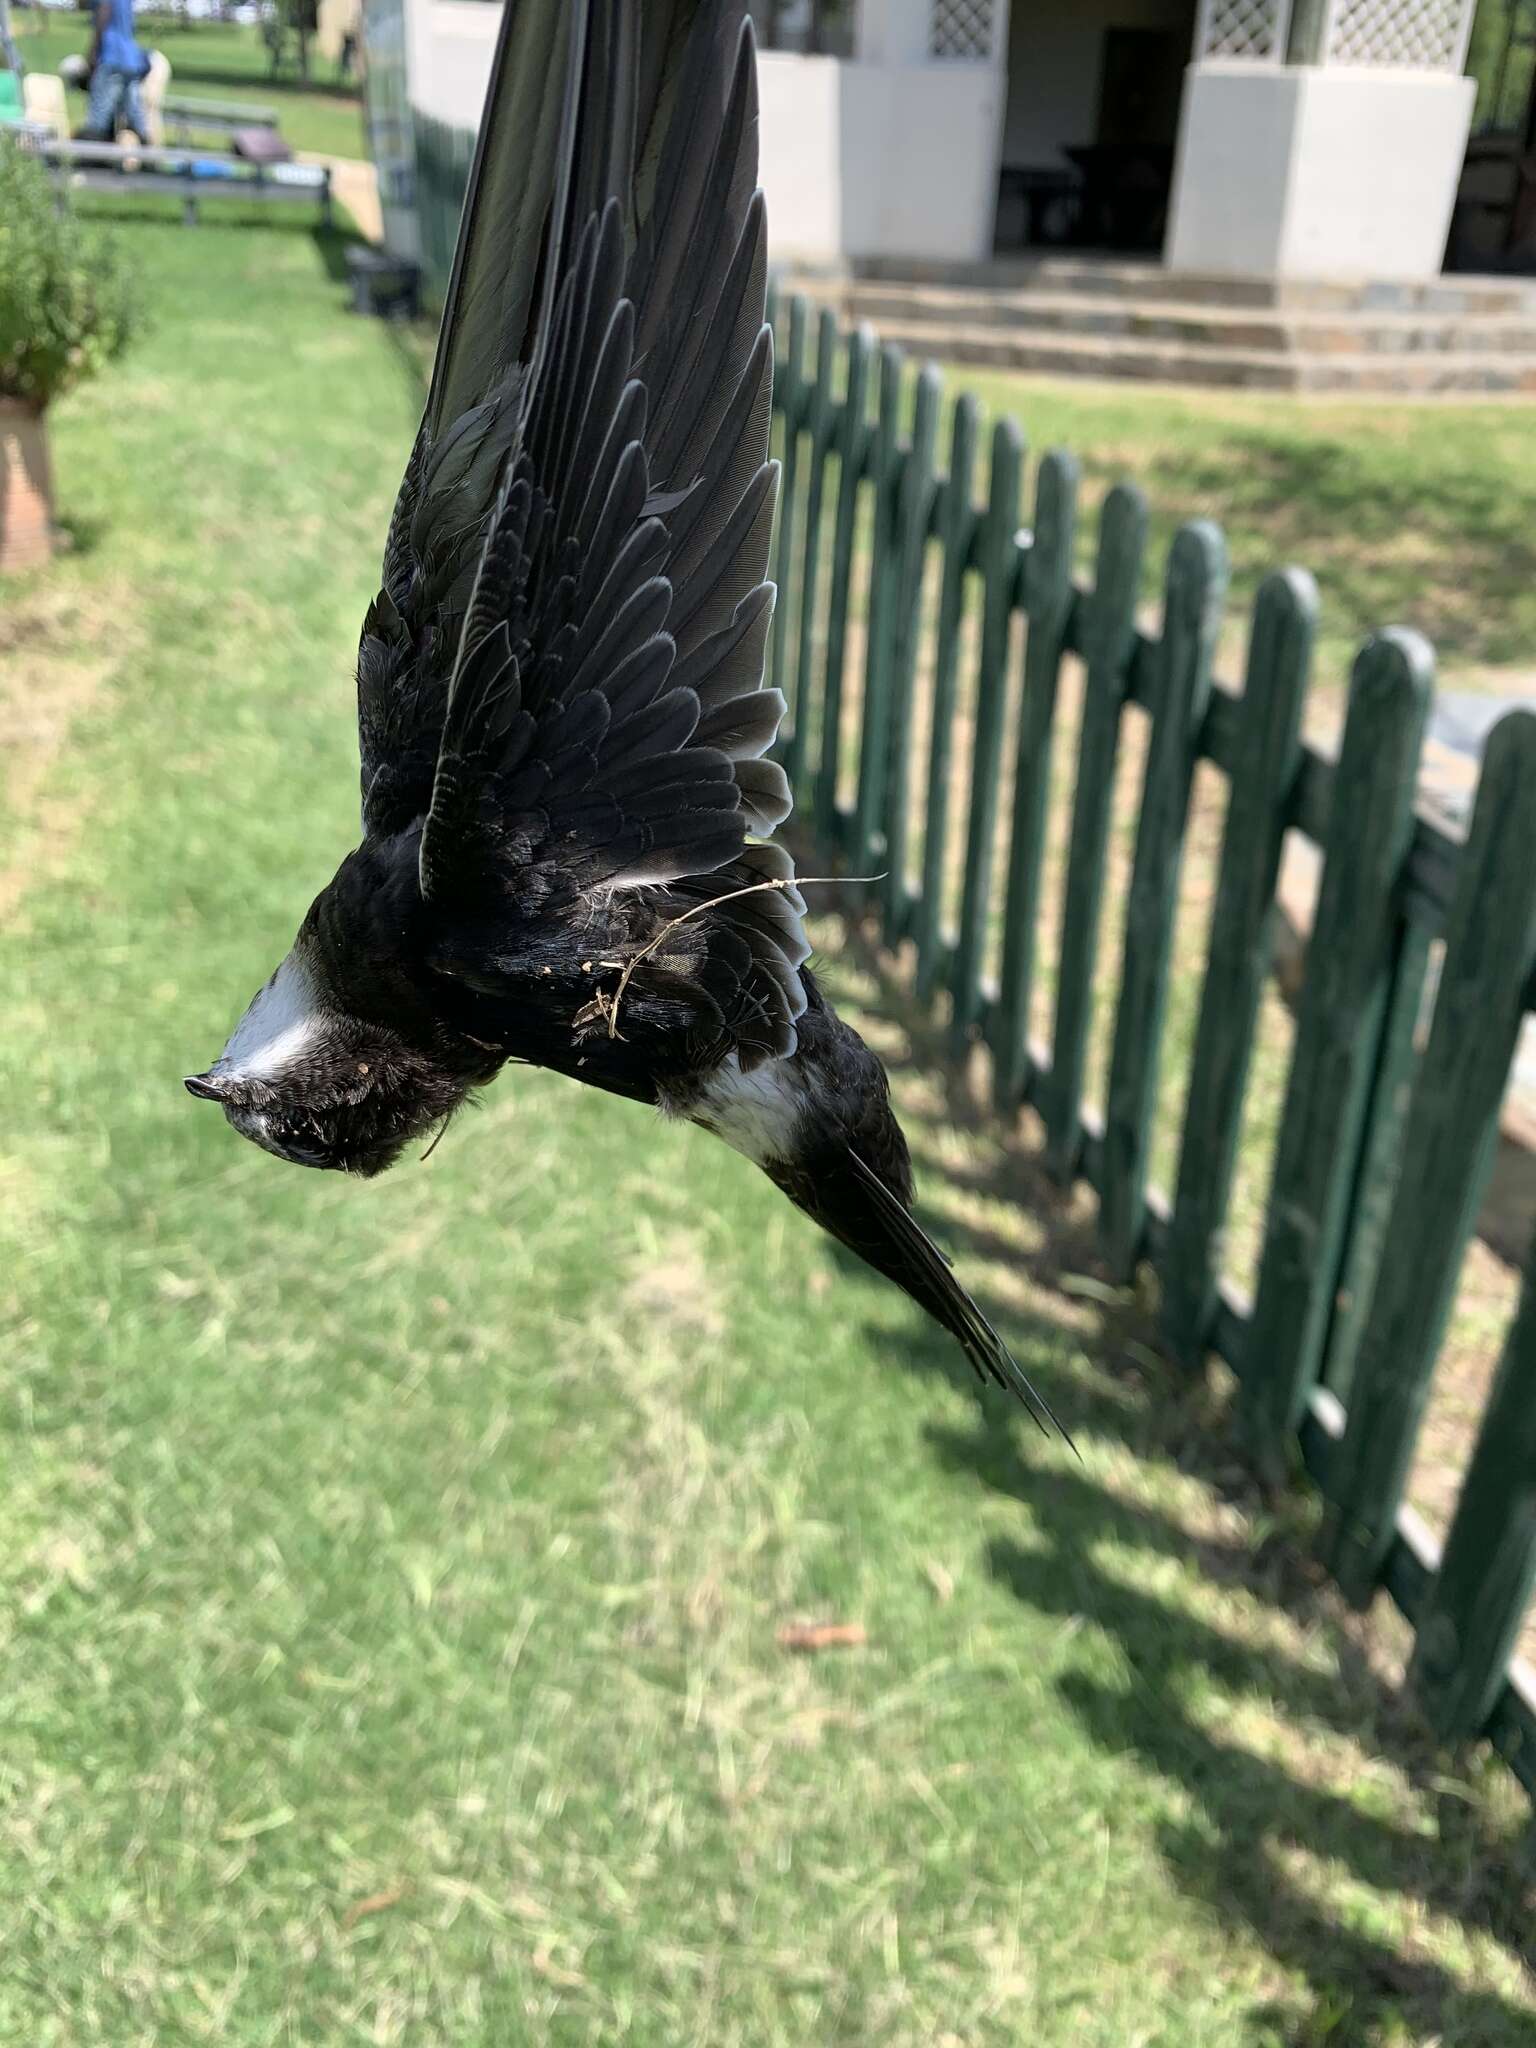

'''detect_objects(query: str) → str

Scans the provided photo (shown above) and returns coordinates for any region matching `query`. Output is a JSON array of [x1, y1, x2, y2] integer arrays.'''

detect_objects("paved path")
[[297, 151, 381, 243]]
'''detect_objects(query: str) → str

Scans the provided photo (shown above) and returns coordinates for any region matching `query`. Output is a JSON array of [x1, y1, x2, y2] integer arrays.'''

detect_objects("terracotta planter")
[[0, 399, 55, 576]]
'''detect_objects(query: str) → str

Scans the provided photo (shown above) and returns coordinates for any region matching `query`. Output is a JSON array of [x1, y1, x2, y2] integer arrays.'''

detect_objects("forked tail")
[[770, 1144, 1075, 1446]]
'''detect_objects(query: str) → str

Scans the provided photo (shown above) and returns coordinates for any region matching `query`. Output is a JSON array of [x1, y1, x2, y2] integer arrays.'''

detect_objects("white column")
[[1167, 0, 1477, 281], [758, 1, 1014, 264]]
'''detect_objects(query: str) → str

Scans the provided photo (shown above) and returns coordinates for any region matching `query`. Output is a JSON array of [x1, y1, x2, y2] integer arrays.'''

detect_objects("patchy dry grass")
[[940, 370, 1536, 697]]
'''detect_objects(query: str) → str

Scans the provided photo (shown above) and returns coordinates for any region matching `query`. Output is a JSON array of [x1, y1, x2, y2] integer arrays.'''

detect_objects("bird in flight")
[[186, 0, 1064, 1437]]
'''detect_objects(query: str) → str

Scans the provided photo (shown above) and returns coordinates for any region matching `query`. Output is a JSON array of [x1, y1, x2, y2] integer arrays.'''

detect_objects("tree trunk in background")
[[0, 401, 55, 576]]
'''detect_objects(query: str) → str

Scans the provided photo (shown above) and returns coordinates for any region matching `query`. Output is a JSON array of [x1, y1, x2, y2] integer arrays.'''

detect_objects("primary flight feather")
[[186, 0, 1065, 1439]]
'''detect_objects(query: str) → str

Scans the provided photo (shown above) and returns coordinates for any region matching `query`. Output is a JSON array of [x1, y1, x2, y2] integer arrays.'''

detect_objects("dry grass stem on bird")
[[183, 0, 1067, 1443]]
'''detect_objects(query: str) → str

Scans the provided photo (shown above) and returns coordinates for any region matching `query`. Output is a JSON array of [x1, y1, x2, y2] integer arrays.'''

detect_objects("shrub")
[[0, 142, 140, 411]]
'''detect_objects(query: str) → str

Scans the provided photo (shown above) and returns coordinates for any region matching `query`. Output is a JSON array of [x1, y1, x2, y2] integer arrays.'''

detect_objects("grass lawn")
[[935, 368, 1536, 701], [11, 11, 366, 160], [3, 202, 1534, 2044]]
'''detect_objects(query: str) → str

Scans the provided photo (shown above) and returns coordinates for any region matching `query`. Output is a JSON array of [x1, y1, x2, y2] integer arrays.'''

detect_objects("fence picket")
[[1100, 523, 1227, 1281], [882, 366, 942, 945], [852, 344, 906, 893], [916, 394, 980, 999], [815, 325, 873, 844], [1046, 485, 1147, 1180], [950, 419, 1025, 1050], [1409, 1227, 1536, 1740], [1239, 635, 1432, 1467], [1319, 918, 1433, 1406], [1161, 571, 1315, 1365], [994, 451, 1080, 1110], [785, 309, 839, 799], [769, 296, 807, 709], [1326, 710, 1536, 1605]]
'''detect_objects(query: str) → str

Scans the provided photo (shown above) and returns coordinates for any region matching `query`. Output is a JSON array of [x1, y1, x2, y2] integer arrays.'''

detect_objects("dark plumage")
[[185, 0, 1065, 1438]]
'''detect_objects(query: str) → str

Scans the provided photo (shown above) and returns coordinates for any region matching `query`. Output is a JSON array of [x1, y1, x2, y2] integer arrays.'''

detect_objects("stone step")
[[823, 316, 1536, 394], [836, 255, 1536, 317], [824, 283, 1536, 358]]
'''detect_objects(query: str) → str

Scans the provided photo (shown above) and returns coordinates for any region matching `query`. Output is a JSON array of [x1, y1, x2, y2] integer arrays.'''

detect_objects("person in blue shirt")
[[81, 0, 151, 145]]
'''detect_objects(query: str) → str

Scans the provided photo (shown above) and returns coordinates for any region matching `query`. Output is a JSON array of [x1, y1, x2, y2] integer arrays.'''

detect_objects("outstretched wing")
[[357, 0, 806, 1064]]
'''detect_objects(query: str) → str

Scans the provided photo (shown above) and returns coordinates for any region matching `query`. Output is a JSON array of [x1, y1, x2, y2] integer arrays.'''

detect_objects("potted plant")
[[0, 142, 138, 575]]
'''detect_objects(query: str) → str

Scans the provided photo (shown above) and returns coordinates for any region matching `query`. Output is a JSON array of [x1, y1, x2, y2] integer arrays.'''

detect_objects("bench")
[[39, 138, 332, 227], [162, 94, 283, 144]]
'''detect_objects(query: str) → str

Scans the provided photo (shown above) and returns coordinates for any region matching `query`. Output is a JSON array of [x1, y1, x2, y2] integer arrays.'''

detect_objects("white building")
[[365, 0, 1481, 288]]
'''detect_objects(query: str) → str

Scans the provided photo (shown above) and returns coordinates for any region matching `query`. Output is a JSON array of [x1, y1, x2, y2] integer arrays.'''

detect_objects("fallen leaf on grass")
[[341, 1885, 408, 1931], [1123, 1340, 1167, 1377], [219, 1806, 295, 1843], [1060, 1272, 1127, 1307], [777, 1621, 867, 1653], [923, 1559, 955, 1603], [532, 1945, 587, 1988]]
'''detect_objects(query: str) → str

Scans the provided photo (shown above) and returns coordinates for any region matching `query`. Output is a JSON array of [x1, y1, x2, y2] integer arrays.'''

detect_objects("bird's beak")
[[184, 1072, 229, 1101]]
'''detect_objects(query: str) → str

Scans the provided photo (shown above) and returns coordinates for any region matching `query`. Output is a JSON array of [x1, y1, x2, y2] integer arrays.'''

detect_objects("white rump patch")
[[220, 950, 328, 1082], [684, 1053, 806, 1167]]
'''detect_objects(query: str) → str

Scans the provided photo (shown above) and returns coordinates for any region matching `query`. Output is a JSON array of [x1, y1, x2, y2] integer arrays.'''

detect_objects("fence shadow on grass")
[[820, 908, 1536, 2048]]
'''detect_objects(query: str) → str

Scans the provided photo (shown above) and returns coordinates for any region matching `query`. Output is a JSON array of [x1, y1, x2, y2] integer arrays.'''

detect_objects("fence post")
[[1100, 522, 1227, 1282], [950, 418, 1025, 1051], [1046, 484, 1147, 1182], [769, 295, 808, 712], [851, 343, 906, 896], [816, 325, 875, 851], [882, 365, 942, 947], [1239, 634, 1432, 1468], [994, 450, 1080, 1111], [785, 309, 839, 800], [1410, 1223, 1536, 1741], [916, 393, 980, 1000], [1161, 570, 1315, 1366], [1326, 710, 1536, 1606]]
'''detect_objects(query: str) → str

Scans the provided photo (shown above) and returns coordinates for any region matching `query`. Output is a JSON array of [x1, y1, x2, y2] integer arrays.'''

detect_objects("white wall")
[[409, 0, 499, 130], [1167, 63, 1477, 280], [756, 52, 846, 260], [758, 49, 1008, 263]]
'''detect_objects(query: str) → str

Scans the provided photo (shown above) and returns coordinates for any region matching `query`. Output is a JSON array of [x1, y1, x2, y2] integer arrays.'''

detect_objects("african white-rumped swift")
[[186, 0, 1064, 1436]]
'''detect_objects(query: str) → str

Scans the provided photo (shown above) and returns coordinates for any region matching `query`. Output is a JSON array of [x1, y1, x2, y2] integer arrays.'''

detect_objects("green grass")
[[940, 368, 1536, 696], [11, 12, 366, 159], [3, 205, 1534, 2045]]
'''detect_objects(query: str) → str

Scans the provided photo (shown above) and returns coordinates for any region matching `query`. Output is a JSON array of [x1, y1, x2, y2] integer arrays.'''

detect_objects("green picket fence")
[[411, 113, 478, 302], [766, 289, 1536, 1811]]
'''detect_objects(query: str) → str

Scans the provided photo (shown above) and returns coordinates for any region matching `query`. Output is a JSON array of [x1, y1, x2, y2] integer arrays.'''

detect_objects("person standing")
[[80, 0, 151, 145]]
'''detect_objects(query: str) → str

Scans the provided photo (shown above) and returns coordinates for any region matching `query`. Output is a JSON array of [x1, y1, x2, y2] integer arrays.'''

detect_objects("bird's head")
[[185, 932, 483, 1178]]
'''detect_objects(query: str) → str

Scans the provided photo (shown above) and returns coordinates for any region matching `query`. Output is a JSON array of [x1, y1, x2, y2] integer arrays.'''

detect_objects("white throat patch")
[[220, 950, 328, 1082]]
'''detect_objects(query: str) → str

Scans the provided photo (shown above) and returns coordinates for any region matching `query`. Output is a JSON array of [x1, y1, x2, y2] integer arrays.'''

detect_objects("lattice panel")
[[1194, 0, 1292, 61], [930, 0, 995, 61], [1325, 0, 1472, 69]]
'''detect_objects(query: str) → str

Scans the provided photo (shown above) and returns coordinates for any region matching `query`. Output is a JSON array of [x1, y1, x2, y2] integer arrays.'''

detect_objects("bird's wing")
[[357, 0, 807, 1065]]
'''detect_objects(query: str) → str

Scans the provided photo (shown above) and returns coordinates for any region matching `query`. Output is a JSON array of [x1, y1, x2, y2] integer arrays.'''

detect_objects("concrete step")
[[825, 316, 1536, 394], [837, 255, 1536, 317], [826, 283, 1536, 358], [840, 320, 1297, 389]]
